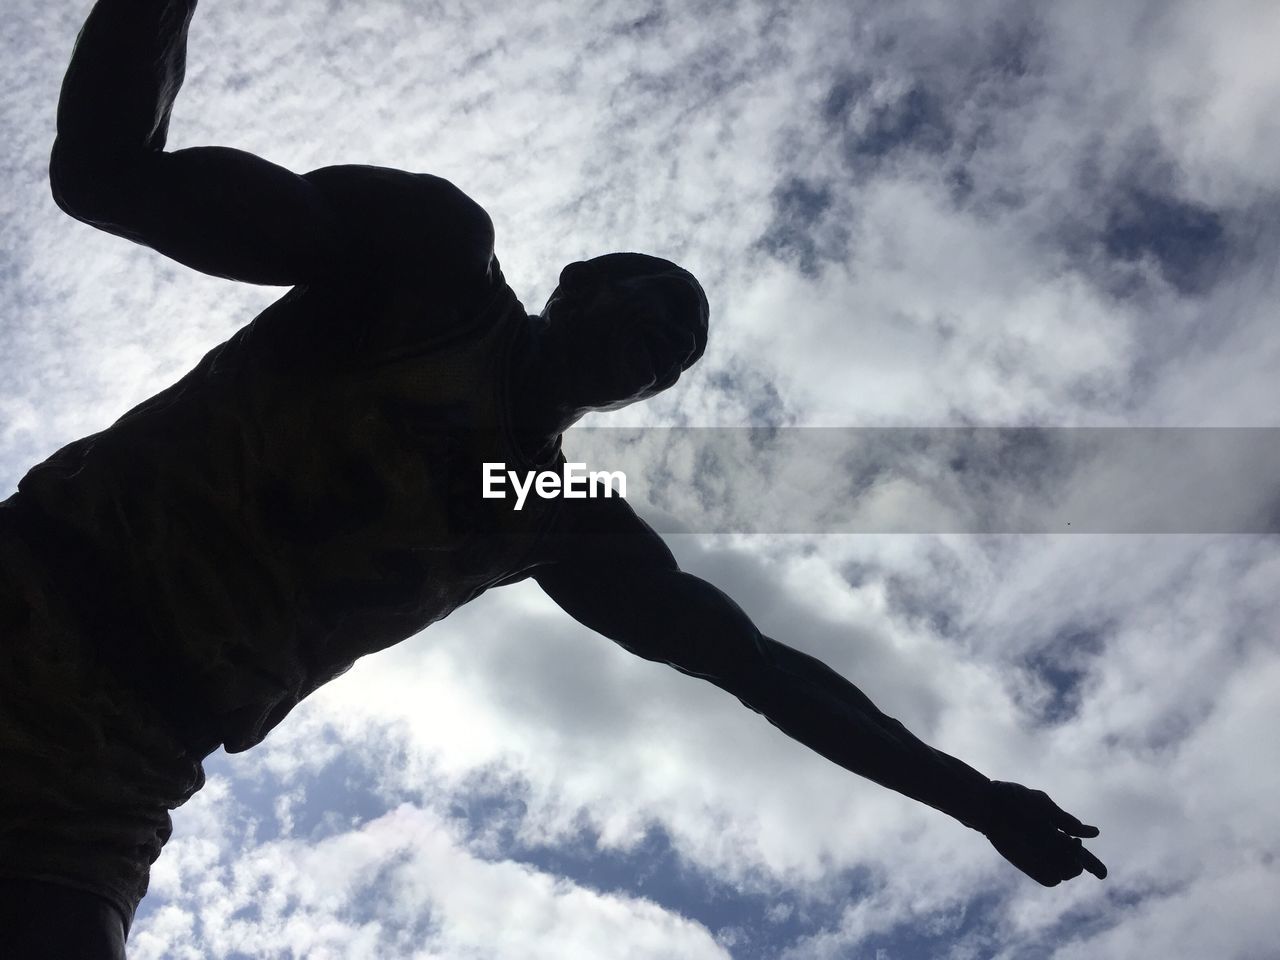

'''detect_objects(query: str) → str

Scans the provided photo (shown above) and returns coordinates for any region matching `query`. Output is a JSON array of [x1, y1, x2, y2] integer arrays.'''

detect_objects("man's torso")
[[10, 168, 563, 753]]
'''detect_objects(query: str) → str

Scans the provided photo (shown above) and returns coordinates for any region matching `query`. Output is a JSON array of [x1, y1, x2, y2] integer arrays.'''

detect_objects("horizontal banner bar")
[[557, 427, 1280, 533]]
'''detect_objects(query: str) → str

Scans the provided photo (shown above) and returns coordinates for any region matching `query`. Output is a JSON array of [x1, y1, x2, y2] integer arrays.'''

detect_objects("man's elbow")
[[663, 600, 766, 692], [49, 136, 131, 224], [50, 136, 88, 217]]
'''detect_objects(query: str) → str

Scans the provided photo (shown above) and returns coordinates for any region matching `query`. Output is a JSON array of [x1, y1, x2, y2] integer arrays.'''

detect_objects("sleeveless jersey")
[[12, 262, 563, 753]]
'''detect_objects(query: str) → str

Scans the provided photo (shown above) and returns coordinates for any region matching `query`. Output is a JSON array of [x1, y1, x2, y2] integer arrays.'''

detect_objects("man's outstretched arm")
[[50, 0, 341, 285], [534, 499, 1107, 886]]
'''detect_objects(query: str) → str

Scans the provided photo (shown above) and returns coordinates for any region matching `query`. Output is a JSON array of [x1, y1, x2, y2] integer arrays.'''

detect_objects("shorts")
[[0, 499, 209, 933]]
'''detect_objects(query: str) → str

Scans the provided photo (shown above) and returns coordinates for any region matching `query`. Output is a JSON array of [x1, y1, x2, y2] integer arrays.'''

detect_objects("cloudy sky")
[[4, 0, 1280, 957]]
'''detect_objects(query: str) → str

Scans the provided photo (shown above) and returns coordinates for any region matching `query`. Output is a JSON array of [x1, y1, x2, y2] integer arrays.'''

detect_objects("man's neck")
[[508, 316, 577, 444]]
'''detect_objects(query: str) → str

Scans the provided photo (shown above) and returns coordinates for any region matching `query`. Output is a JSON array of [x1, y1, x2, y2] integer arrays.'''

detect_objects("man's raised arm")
[[534, 498, 1107, 887], [50, 0, 341, 285]]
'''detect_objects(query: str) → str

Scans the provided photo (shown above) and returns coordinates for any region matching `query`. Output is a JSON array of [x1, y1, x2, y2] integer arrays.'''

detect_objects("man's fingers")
[[1067, 836, 1108, 879], [1078, 843, 1108, 880], [1046, 800, 1100, 838]]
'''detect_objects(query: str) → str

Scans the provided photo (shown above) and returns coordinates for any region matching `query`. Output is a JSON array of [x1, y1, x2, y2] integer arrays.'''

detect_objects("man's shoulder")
[[521, 488, 677, 575], [301, 164, 495, 288], [483, 491, 675, 595]]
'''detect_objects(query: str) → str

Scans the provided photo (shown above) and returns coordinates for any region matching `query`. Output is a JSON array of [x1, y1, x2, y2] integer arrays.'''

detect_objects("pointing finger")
[[1075, 841, 1108, 879]]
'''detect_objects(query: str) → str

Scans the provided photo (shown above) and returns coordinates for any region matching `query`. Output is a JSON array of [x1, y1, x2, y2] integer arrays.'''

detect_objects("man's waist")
[[2, 493, 226, 756]]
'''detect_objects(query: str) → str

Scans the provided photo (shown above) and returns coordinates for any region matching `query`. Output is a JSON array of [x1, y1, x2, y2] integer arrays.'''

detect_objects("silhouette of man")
[[0, 1, 1105, 955]]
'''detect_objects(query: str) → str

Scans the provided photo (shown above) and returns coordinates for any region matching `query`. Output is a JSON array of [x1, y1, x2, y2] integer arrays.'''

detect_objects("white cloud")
[[136, 782, 730, 960]]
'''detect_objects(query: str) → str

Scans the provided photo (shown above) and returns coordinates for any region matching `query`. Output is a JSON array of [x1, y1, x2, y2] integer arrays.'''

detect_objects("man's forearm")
[[726, 633, 993, 832], [51, 0, 342, 285], [55, 0, 198, 153]]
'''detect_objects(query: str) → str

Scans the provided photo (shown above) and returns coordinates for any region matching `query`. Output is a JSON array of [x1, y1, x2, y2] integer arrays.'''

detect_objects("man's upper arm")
[[50, 144, 494, 289], [49, 141, 347, 286], [533, 497, 761, 684]]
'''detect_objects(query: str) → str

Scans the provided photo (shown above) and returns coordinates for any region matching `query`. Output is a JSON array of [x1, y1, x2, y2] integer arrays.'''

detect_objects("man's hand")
[[982, 780, 1108, 886]]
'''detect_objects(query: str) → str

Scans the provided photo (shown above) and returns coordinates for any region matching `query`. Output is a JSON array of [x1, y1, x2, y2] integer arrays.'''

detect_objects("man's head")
[[538, 252, 709, 422]]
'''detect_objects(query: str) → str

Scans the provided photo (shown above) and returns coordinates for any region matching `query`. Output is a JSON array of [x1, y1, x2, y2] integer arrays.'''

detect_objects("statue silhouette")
[[0, 1, 1105, 955]]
